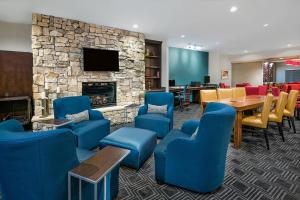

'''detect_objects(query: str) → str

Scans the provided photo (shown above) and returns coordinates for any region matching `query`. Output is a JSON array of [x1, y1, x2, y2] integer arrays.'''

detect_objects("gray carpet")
[[117, 104, 300, 200]]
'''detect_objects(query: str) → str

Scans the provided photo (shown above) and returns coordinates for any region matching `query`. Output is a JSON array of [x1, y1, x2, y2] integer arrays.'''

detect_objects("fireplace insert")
[[82, 82, 116, 108]]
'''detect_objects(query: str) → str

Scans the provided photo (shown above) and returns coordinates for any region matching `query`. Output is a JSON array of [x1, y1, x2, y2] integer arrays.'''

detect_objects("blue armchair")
[[135, 92, 174, 138], [0, 119, 119, 200], [53, 96, 110, 150], [154, 103, 236, 193]]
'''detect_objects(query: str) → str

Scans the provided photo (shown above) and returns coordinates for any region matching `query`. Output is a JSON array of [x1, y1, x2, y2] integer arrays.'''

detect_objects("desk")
[[169, 85, 217, 103], [203, 95, 278, 149], [68, 146, 130, 200]]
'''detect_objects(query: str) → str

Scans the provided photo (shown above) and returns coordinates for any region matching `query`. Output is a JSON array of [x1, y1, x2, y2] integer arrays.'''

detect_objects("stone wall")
[[32, 13, 145, 117]]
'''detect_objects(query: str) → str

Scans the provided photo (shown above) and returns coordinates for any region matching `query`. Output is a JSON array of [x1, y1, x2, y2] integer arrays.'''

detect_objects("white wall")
[[161, 41, 169, 90], [209, 50, 232, 86], [232, 61, 263, 86], [0, 21, 31, 52]]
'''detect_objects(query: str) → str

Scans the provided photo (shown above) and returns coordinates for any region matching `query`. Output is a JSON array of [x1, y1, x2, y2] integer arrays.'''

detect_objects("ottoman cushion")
[[99, 127, 157, 169]]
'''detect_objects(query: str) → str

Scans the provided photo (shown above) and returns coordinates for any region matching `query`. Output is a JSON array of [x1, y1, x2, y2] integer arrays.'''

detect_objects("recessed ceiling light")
[[230, 6, 238, 13], [243, 50, 248, 53], [132, 24, 139, 29], [263, 23, 269, 27], [180, 35, 185, 38], [287, 44, 292, 47]]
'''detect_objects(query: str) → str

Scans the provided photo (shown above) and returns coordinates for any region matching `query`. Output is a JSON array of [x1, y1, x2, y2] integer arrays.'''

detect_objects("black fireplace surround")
[[82, 82, 116, 108]]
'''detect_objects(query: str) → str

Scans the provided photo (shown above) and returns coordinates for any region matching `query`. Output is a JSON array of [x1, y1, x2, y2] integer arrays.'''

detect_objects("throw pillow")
[[147, 104, 168, 114], [191, 127, 199, 139], [65, 110, 89, 123]]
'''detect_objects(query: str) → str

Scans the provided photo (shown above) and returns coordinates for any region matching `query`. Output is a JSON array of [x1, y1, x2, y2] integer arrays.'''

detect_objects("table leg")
[[94, 182, 97, 200], [103, 175, 107, 200], [68, 174, 71, 200], [79, 179, 82, 200], [234, 111, 242, 149]]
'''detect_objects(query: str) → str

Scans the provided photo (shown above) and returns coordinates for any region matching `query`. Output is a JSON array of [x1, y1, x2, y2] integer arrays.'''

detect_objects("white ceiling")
[[0, 0, 300, 56]]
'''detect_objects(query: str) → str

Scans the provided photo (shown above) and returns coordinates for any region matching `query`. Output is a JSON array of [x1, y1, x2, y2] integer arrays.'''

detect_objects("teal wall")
[[169, 47, 209, 85]]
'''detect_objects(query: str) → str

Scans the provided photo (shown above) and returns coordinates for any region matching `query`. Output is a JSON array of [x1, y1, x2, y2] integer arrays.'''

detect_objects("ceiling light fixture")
[[243, 50, 248, 53], [263, 23, 269, 27], [287, 44, 292, 47], [230, 6, 238, 13], [180, 35, 185, 38], [132, 24, 139, 29]]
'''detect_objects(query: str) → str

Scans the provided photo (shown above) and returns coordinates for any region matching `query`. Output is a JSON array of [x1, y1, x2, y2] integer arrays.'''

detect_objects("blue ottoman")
[[99, 127, 157, 169]]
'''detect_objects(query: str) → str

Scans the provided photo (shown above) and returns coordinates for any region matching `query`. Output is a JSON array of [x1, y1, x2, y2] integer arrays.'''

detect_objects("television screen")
[[83, 48, 119, 71]]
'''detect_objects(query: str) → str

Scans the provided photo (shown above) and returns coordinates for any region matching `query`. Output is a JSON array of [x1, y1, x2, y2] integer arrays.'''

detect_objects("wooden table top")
[[203, 95, 277, 111], [69, 146, 130, 184]]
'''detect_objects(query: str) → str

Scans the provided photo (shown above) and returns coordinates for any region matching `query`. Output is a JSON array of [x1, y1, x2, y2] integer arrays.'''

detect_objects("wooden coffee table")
[[68, 146, 130, 200]]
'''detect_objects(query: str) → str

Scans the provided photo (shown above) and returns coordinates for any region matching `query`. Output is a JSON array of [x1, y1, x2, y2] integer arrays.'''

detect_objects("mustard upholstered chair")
[[217, 88, 233, 100], [200, 90, 217, 112], [232, 87, 246, 99], [268, 92, 288, 142], [242, 94, 273, 149], [283, 90, 299, 133]]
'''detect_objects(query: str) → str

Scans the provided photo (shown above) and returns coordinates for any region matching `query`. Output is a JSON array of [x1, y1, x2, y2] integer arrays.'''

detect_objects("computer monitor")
[[169, 80, 175, 86], [204, 76, 210, 84]]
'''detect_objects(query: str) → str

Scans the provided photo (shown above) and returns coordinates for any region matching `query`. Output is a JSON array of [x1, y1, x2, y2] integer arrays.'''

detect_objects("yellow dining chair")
[[200, 89, 217, 112], [232, 87, 246, 99], [268, 91, 288, 142], [283, 90, 299, 133], [217, 88, 233, 100], [242, 94, 273, 149]]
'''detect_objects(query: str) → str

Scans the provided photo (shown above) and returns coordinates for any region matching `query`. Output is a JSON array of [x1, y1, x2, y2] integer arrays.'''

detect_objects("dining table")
[[202, 95, 278, 149]]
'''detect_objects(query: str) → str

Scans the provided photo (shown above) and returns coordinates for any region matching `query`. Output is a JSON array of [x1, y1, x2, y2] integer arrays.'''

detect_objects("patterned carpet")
[[116, 104, 300, 200]]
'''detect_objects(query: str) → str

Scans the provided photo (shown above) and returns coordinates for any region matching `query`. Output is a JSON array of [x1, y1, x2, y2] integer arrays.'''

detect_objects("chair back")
[[217, 88, 233, 99], [260, 94, 274, 128], [274, 92, 289, 120], [272, 87, 280, 96], [144, 92, 174, 108], [200, 90, 217, 110], [232, 87, 246, 98], [193, 103, 236, 185], [53, 96, 91, 119], [258, 85, 268, 95], [285, 90, 299, 116], [245, 86, 259, 95], [0, 120, 79, 200]]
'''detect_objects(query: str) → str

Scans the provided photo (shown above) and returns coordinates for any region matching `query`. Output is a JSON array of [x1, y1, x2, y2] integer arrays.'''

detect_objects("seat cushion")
[[242, 116, 264, 128], [99, 127, 157, 169], [76, 148, 95, 162], [72, 119, 110, 149], [268, 112, 281, 122], [283, 109, 293, 117], [135, 113, 171, 138]]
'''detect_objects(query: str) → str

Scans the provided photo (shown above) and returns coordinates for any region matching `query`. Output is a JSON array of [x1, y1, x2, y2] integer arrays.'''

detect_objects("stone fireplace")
[[82, 82, 117, 108], [31, 13, 145, 123]]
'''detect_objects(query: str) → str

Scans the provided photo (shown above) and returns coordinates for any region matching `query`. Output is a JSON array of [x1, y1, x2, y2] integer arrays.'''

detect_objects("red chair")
[[245, 86, 259, 95], [219, 82, 230, 88], [272, 87, 280, 96], [258, 85, 268, 95], [282, 84, 289, 92], [236, 83, 251, 87]]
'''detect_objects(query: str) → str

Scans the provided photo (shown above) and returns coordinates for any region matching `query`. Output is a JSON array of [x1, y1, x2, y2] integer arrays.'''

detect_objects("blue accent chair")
[[0, 119, 119, 200], [135, 92, 174, 138], [154, 103, 236, 193], [53, 96, 110, 150]]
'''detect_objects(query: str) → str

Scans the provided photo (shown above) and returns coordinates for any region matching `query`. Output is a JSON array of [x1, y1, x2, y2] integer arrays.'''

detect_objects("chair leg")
[[291, 117, 296, 134], [287, 117, 291, 128], [297, 109, 300, 120], [277, 122, 285, 142], [263, 129, 270, 150]]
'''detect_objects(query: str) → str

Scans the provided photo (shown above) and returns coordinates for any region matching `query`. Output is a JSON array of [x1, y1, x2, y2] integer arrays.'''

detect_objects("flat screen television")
[[83, 48, 119, 71]]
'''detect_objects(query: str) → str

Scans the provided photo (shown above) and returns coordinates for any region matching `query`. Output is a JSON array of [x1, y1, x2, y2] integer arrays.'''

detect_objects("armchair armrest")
[[138, 105, 147, 115], [181, 119, 199, 135], [89, 109, 104, 120]]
